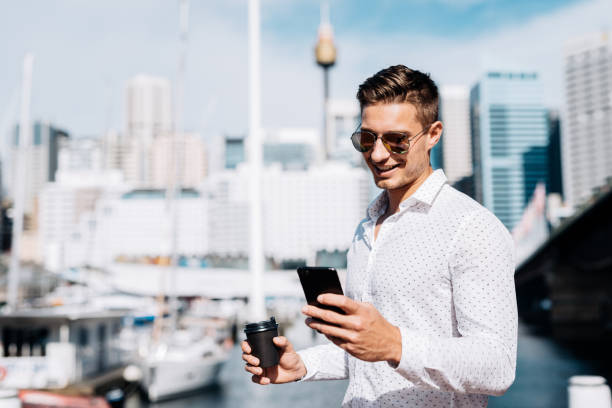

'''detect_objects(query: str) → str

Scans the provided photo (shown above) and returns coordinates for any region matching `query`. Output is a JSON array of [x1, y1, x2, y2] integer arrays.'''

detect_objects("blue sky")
[[1, 0, 611, 140]]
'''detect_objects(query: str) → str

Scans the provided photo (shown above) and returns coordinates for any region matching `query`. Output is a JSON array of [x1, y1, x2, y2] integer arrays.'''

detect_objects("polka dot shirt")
[[298, 169, 518, 407]]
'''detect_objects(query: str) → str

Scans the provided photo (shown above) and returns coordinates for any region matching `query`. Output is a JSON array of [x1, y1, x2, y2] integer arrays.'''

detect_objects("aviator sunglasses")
[[350, 124, 431, 155]]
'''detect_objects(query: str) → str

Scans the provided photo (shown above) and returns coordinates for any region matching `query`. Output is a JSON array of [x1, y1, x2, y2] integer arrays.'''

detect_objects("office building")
[[58, 137, 103, 172], [326, 99, 361, 164], [263, 128, 318, 170], [125, 74, 172, 140], [471, 71, 549, 231], [123, 74, 172, 186], [206, 162, 370, 264], [440, 86, 472, 184], [151, 132, 207, 189], [39, 169, 125, 271], [91, 189, 209, 267], [224, 128, 319, 171], [563, 32, 612, 208], [224, 135, 245, 170], [11, 121, 69, 217]]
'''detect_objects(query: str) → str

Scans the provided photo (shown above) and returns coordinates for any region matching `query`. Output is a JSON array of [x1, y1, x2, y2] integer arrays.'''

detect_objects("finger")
[[241, 340, 252, 354], [302, 305, 357, 328], [273, 336, 294, 353], [306, 318, 355, 342], [325, 334, 348, 349], [242, 353, 260, 366], [245, 364, 263, 376], [251, 375, 271, 385], [317, 294, 360, 314]]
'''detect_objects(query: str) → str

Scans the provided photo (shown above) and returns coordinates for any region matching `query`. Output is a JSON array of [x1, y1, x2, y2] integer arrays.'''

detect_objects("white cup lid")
[[569, 375, 607, 386]]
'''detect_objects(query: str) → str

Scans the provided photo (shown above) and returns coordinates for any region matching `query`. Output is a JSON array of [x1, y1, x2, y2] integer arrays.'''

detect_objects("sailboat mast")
[[7, 53, 34, 312], [248, 0, 266, 322]]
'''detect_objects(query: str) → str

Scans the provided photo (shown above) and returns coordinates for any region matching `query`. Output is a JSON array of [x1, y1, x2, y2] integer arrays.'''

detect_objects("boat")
[[0, 307, 132, 390], [18, 390, 111, 408], [140, 328, 229, 402]]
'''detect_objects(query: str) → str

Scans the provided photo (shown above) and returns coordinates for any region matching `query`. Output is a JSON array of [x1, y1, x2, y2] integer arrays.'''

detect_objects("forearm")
[[297, 343, 349, 381], [393, 328, 516, 396]]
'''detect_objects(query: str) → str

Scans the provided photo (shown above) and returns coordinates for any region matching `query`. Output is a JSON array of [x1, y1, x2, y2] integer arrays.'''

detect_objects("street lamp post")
[[315, 3, 336, 161]]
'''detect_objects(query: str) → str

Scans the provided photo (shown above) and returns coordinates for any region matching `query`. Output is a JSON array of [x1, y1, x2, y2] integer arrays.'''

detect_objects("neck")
[[385, 166, 433, 214]]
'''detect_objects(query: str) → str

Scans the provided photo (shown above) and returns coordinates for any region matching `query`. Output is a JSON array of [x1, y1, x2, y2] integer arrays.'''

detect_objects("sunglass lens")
[[383, 132, 409, 154], [351, 131, 374, 152]]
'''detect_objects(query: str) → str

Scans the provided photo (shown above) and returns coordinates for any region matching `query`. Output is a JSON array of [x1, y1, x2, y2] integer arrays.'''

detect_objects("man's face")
[[360, 102, 433, 192]]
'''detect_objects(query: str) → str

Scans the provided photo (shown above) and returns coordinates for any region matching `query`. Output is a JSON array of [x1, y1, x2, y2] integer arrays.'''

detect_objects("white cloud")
[[2, 0, 611, 138], [330, 0, 612, 110]]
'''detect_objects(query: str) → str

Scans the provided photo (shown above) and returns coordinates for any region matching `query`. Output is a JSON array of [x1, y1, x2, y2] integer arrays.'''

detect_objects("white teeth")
[[375, 164, 398, 172]]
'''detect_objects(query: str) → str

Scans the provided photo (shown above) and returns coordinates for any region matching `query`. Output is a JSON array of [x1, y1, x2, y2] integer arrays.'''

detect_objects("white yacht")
[[140, 328, 229, 402]]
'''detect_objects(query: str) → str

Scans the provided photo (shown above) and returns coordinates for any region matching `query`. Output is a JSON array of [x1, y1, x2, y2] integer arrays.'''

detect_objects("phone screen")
[[297, 267, 345, 315]]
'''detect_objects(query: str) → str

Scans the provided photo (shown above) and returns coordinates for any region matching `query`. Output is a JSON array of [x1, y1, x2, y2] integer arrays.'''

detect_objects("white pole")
[[248, 0, 266, 322], [7, 53, 34, 312]]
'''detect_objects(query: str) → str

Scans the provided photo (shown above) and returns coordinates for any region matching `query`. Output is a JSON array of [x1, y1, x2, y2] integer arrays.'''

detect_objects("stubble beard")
[[372, 160, 427, 193]]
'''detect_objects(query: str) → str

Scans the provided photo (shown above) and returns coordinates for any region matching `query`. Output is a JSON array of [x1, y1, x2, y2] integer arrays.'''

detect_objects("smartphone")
[[297, 266, 345, 315]]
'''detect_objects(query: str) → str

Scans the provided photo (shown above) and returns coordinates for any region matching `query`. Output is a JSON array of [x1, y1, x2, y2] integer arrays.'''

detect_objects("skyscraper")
[[439, 85, 472, 184], [471, 71, 549, 231], [124, 74, 172, 186], [11, 121, 69, 216], [563, 32, 612, 208]]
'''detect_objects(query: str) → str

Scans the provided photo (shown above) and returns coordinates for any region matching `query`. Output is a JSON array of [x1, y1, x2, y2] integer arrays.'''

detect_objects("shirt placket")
[[363, 213, 398, 303]]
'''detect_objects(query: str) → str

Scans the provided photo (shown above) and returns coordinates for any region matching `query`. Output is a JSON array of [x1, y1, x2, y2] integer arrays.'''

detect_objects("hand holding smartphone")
[[297, 266, 345, 316]]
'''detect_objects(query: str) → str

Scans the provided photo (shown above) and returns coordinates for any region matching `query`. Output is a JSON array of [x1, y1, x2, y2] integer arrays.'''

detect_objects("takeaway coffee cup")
[[244, 316, 280, 368]]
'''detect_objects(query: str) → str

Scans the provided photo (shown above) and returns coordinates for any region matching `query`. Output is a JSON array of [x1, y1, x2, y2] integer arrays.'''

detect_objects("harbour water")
[[141, 322, 610, 408]]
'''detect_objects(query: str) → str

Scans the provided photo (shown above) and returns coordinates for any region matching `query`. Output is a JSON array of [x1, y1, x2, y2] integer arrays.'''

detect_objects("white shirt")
[[298, 169, 517, 408]]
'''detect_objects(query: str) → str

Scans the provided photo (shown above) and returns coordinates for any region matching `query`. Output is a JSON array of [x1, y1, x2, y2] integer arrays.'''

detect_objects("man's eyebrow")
[[360, 127, 412, 135]]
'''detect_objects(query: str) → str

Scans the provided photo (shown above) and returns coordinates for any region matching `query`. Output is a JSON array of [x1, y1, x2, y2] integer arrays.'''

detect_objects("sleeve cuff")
[[296, 347, 320, 382], [389, 327, 431, 386]]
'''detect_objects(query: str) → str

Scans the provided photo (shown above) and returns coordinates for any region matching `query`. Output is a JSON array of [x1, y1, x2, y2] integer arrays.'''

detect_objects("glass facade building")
[[470, 72, 549, 231]]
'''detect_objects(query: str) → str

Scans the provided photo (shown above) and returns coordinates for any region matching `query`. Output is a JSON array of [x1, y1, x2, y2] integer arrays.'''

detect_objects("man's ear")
[[426, 121, 443, 151]]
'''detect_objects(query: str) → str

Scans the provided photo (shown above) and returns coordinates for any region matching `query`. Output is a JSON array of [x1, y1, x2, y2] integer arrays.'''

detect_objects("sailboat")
[[137, 1, 229, 401]]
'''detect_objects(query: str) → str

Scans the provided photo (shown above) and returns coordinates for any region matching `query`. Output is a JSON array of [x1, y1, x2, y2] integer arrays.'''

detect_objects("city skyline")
[[1, 0, 612, 140]]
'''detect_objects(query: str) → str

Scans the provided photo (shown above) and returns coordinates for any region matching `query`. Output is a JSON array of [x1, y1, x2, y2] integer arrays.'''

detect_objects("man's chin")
[[374, 178, 394, 190]]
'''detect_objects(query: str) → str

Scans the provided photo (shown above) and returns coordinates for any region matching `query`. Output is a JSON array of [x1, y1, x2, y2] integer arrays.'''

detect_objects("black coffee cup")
[[244, 316, 280, 368]]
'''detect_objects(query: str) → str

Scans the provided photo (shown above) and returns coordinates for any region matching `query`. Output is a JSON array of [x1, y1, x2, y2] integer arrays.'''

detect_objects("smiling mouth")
[[373, 164, 400, 174]]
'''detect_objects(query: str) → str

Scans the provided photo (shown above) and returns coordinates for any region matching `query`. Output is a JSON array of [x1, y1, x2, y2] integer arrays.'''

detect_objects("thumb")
[[273, 336, 294, 353]]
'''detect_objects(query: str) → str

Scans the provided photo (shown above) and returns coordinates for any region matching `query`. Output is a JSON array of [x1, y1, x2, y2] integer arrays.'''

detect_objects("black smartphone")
[[297, 266, 345, 315]]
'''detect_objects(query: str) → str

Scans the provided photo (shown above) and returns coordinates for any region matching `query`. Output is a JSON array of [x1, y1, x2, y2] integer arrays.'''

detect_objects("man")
[[242, 65, 517, 407]]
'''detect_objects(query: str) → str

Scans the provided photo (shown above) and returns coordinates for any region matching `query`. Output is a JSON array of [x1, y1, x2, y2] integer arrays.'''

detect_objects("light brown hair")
[[356, 65, 439, 127]]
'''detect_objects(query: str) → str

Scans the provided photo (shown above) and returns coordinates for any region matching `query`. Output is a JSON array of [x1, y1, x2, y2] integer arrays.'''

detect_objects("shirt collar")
[[366, 169, 448, 220]]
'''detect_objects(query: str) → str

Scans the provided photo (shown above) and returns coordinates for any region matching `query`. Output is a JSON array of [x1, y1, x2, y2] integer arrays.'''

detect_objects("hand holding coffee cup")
[[242, 317, 307, 385]]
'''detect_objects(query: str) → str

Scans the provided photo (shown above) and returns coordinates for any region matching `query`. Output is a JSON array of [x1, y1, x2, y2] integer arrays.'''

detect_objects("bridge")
[[515, 184, 612, 340]]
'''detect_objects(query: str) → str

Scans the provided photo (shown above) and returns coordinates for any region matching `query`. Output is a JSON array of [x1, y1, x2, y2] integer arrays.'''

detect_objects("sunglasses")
[[350, 124, 431, 154]]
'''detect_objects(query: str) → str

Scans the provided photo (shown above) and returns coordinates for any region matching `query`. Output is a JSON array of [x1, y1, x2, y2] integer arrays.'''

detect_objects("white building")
[[151, 132, 207, 189], [440, 85, 472, 184], [125, 74, 172, 140], [58, 137, 103, 172], [563, 32, 612, 208], [326, 99, 361, 164], [10, 121, 69, 216], [38, 170, 125, 271], [264, 128, 318, 170], [123, 75, 173, 186], [207, 162, 370, 263], [92, 189, 209, 267], [101, 130, 126, 173], [263, 162, 370, 263]]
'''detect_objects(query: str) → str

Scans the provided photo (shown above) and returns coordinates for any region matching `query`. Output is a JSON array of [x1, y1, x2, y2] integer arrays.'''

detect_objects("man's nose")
[[369, 137, 390, 162]]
